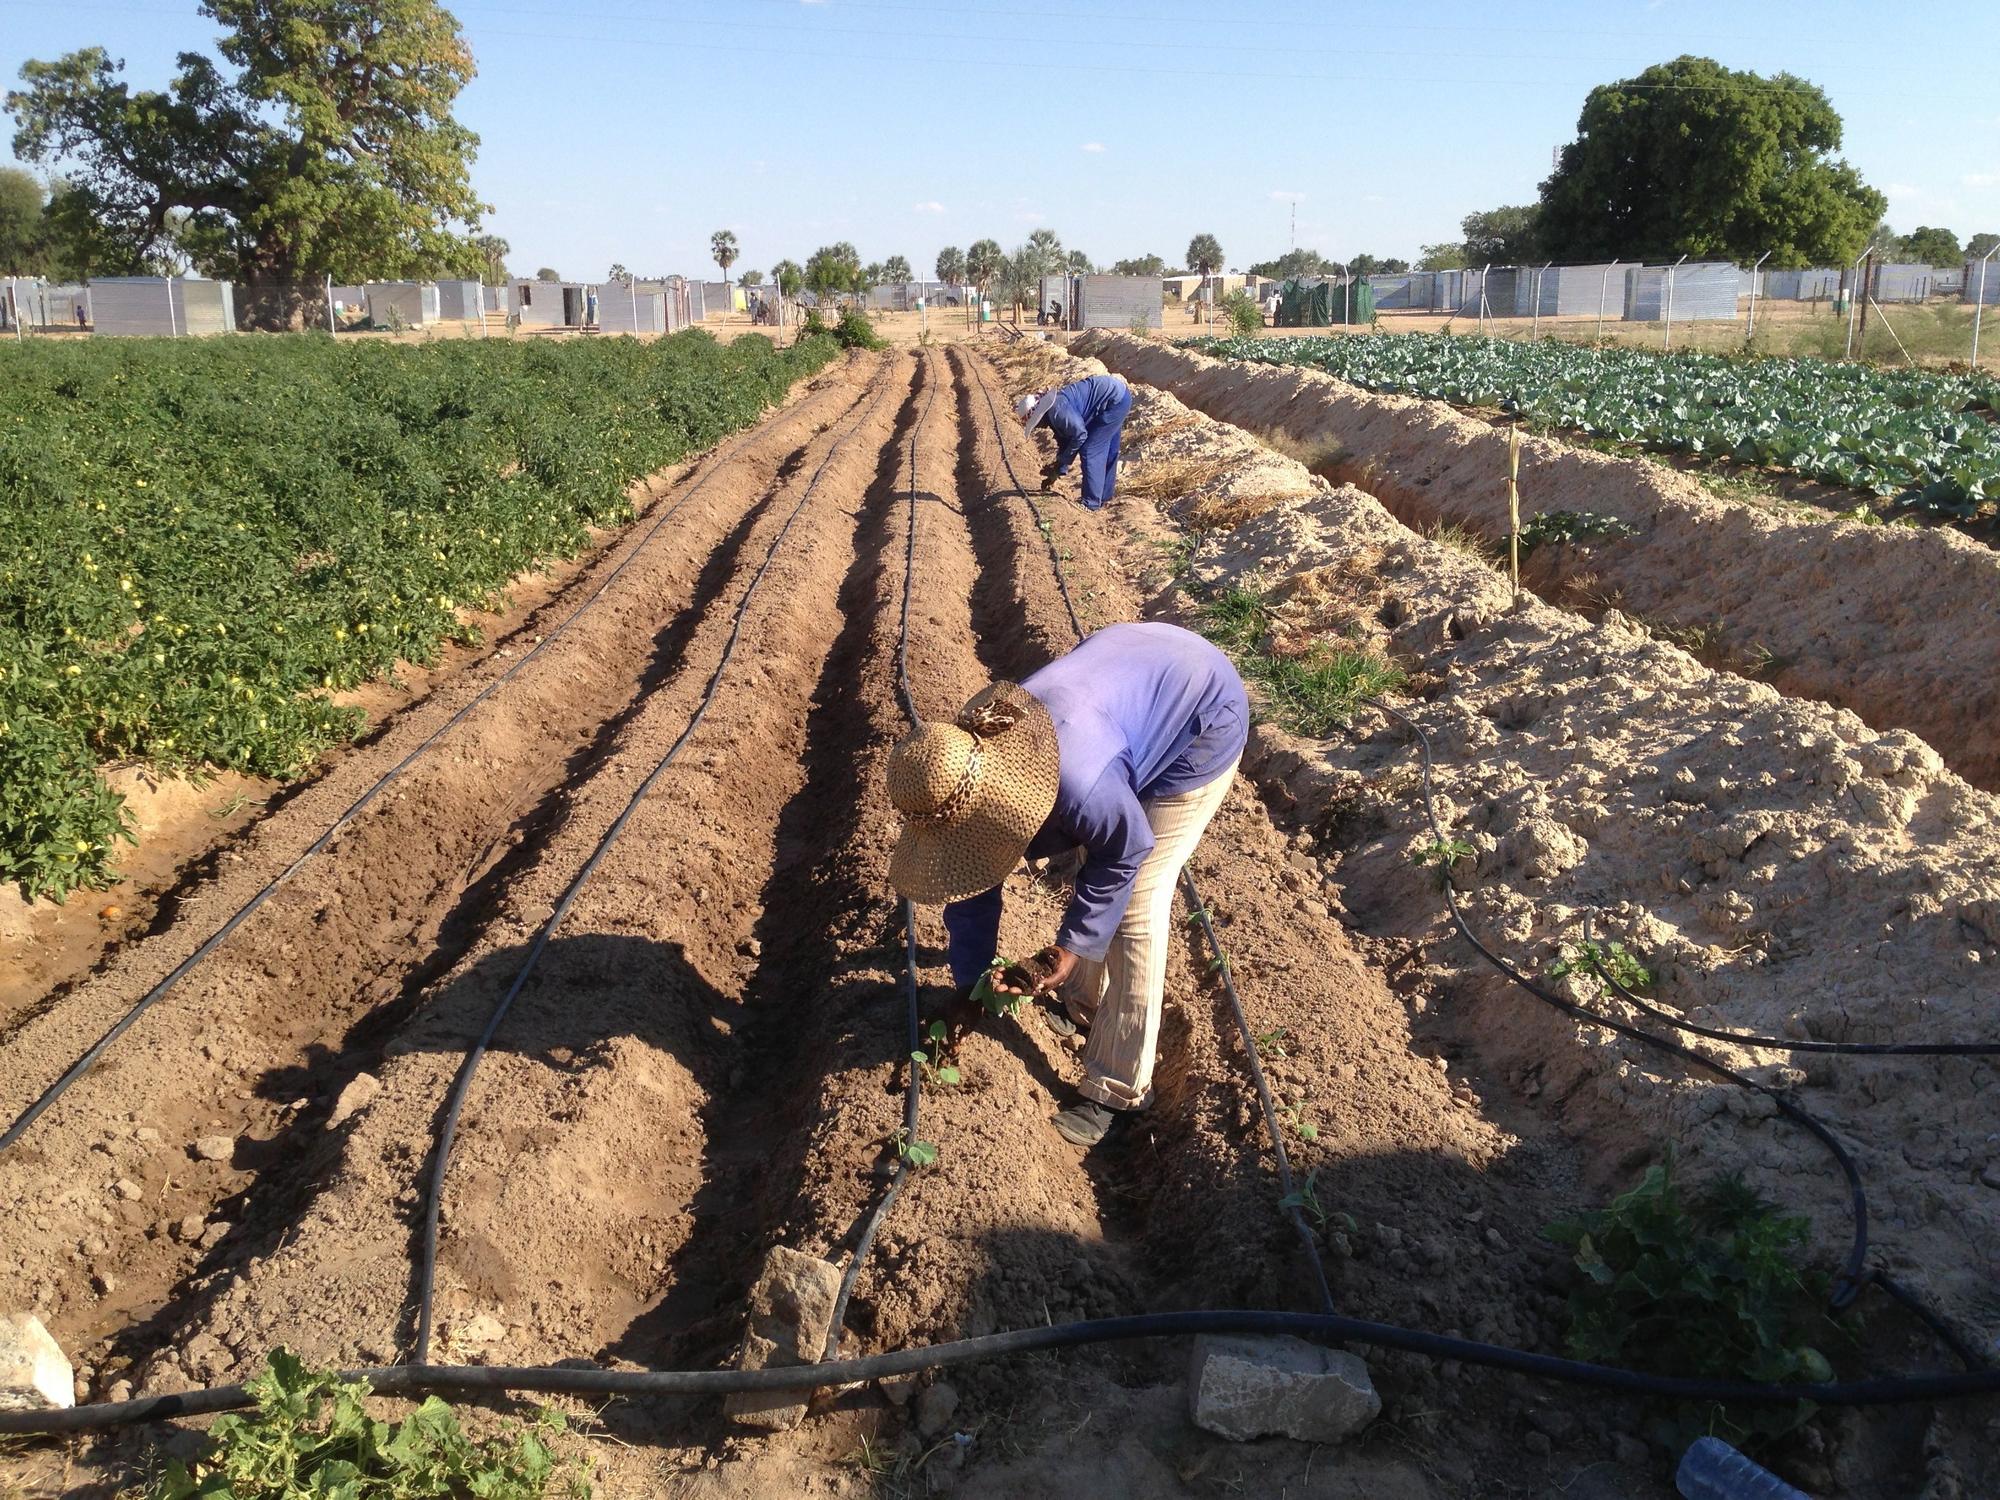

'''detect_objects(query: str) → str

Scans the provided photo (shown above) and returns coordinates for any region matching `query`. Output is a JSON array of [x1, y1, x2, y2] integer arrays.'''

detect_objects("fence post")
[[1507, 420, 1522, 606], [1478, 262, 1490, 336], [1746, 250, 1770, 343], [1596, 260, 1618, 344], [166, 276, 178, 337], [1960, 244, 1992, 370], [1842, 247, 1868, 359], [326, 274, 335, 335], [1530, 260, 1550, 339], [1663, 254, 1687, 351]]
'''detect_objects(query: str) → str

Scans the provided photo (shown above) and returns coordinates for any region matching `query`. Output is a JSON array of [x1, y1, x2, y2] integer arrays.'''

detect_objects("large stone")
[[1187, 1335, 1380, 1443], [327, 1073, 381, 1129], [722, 1246, 842, 1431], [0, 1314, 74, 1412]]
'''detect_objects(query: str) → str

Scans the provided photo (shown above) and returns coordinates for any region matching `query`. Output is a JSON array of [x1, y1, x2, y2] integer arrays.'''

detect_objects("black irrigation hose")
[[0, 394, 850, 1157], [412, 370, 897, 1364], [1363, 696, 1889, 1311], [1179, 875, 1337, 1316], [958, 348, 1088, 644], [823, 352, 938, 1358], [16, 1306, 2000, 1438], [1579, 935, 2000, 1057]]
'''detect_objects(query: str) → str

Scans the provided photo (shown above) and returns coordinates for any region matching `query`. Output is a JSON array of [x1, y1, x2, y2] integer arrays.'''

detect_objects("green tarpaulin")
[[1276, 278, 1374, 327]]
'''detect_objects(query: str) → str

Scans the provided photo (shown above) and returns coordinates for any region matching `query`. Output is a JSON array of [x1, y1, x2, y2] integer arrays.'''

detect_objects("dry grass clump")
[[1119, 452, 1235, 503], [1425, 522, 1500, 568]]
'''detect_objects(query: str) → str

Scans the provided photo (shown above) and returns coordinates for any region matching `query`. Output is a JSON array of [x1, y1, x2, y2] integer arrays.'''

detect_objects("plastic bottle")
[[1675, 1437, 1813, 1500]]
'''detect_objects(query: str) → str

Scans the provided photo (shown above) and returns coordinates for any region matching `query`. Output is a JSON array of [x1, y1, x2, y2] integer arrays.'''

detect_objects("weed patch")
[[1197, 585, 1402, 736]]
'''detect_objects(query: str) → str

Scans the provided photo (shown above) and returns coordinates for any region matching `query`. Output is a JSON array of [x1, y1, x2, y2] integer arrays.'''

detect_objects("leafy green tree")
[[7, 0, 489, 323], [1248, 247, 1330, 279], [965, 238, 1003, 298], [739, 267, 763, 287], [1349, 253, 1409, 276], [1110, 253, 1167, 277], [1418, 242, 1468, 270], [607, 261, 631, 284], [805, 241, 861, 301], [1185, 233, 1224, 275], [1537, 55, 1884, 266], [1460, 206, 1544, 265], [934, 245, 965, 284], [771, 258, 802, 297], [1901, 226, 1961, 266], [0, 166, 47, 272], [534, 266, 560, 282], [711, 228, 738, 281], [1967, 233, 1999, 262]]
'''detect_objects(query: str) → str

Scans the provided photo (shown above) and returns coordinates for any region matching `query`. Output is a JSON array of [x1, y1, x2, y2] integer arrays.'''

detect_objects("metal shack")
[[1623, 262, 1739, 322], [92, 277, 237, 336], [598, 280, 667, 333], [364, 281, 440, 329], [434, 280, 485, 321], [1073, 275, 1163, 330], [1964, 261, 2000, 306], [511, 280, 597, 328], [701, 281, 732, 316]]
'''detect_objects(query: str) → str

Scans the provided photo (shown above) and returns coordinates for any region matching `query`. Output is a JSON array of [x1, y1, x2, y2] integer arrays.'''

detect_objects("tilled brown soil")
[[3, 346, 1708, 1500]]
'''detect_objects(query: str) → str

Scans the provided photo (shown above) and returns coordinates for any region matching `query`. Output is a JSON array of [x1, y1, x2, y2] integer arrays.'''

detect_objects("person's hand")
[[991, 946, 1078, 998], [1039, 463, 1062, 492]]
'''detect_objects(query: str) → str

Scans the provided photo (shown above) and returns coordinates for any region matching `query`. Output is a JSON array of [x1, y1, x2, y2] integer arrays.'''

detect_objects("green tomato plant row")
[[1187, 334, 2000, 517], [0, 329, 839, 901]]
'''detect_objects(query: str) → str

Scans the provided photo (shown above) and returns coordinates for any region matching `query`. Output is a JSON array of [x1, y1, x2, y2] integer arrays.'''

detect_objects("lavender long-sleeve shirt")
[[942, 622, 1247, 987]]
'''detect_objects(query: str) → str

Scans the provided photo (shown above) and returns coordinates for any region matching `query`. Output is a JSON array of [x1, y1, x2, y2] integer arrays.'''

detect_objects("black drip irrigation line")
[[412, 370, 898, 1364], [969, 349, 1332, 1311], [1179, 875, 1336, 1316], [958, 348, 1088, 644], [17, 1306, 2000, 1438], [822, 351, 938, 1359], [0, 394, 852, 1158], [1579, 932, 2000, 1057]]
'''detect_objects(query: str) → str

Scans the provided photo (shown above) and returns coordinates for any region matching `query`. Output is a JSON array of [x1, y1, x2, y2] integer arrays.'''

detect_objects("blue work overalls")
[[1043, 374, 1133, 511]]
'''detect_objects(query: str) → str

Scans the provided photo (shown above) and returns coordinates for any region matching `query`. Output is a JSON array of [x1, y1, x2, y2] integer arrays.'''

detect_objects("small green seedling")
[[1549, 939, 1655, 994], [892, 1128, 938, 1168], [1279, 1168, 1327, 1227], [1254, 1026, 1289, 1058], [1280, 1101, 1319, 1142], [911, 1019, 962, 1087], [1411, 836, 1474, 887]]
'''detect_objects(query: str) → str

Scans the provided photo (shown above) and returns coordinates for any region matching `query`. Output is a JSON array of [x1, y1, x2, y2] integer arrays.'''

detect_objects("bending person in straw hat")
[[887, 622, 1247, 1147], [1015, 373, 1133, 511]]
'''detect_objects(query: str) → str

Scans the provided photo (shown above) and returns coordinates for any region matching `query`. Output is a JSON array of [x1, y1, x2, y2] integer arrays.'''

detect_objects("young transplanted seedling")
[[1412, 836, 1474, 888], [970, 956, 1028, 1018], [1279, 1168, 1359, 1234], [912, 1019, 961, 1087], [892, 1128, 938, 1169]]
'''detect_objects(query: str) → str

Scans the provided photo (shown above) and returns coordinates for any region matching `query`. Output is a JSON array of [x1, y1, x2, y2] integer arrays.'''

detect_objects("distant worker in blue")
[[1015, 372, 1134, 511], [885, 622, 1248, 1148]]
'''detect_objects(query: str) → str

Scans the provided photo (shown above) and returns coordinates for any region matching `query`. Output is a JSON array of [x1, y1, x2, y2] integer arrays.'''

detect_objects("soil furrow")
[[0, 358, 879, 1390], [107, 356, 908, 1395]]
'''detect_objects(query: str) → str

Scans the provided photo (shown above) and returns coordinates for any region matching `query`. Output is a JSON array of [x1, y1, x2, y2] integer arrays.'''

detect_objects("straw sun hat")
[[887, 683, 1060, 904]]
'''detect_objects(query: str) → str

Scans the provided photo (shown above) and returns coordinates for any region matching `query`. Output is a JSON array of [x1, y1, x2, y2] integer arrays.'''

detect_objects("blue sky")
[[5, 0, 1997, 282]]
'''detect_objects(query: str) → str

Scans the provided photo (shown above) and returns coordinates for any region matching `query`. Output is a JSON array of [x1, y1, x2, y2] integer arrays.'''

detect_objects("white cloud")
[[1268, 189, 1305, 202], [1965, 173, 2000, 189], [1081, 141, 1106, 153], [913, 200, 947, 215]]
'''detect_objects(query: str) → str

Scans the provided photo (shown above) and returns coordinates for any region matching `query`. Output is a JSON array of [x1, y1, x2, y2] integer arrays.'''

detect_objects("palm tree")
[[711, 229, 739, 284], [1186, 233, 1223, 276], [1065, 249, 1095, 275], [1026, 226, 1064, 276], [472, 234, 510, 283], [935, 246, 965, 285], [881, 254, 913, 285], [771, 259, 803, 298], [965, 239, 1003, 300]]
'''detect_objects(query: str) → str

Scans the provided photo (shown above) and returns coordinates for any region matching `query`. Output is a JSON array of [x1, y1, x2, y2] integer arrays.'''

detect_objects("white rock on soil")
[[722, 1246, 842, 1431], [327, 1073, 381, 1129], [455, 1312, 506, 1347], [915, 1380, 960, 1438], [192, 1135, 235, 1163], [1187, 1335, 1380, 1443], [0, 1314, 74, 1411]]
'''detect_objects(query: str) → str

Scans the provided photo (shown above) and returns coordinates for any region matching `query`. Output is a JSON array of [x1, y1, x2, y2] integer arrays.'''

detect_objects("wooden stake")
[[1507, 421, 1521, 604]]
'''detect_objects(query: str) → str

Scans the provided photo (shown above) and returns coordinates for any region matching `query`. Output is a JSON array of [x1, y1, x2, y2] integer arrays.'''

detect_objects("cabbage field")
[[0, 330, 837, 900], [1187, 334, 2000, 517]]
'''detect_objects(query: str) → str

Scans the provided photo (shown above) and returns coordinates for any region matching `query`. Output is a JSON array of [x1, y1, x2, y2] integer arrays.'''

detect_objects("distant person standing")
[[1015, 373, 1133, 512]]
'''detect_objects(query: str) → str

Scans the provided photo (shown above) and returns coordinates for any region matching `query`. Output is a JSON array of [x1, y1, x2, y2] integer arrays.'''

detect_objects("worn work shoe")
[[1052, 1099, 1118, 1147], [1038, 995, 1086, 1038]]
